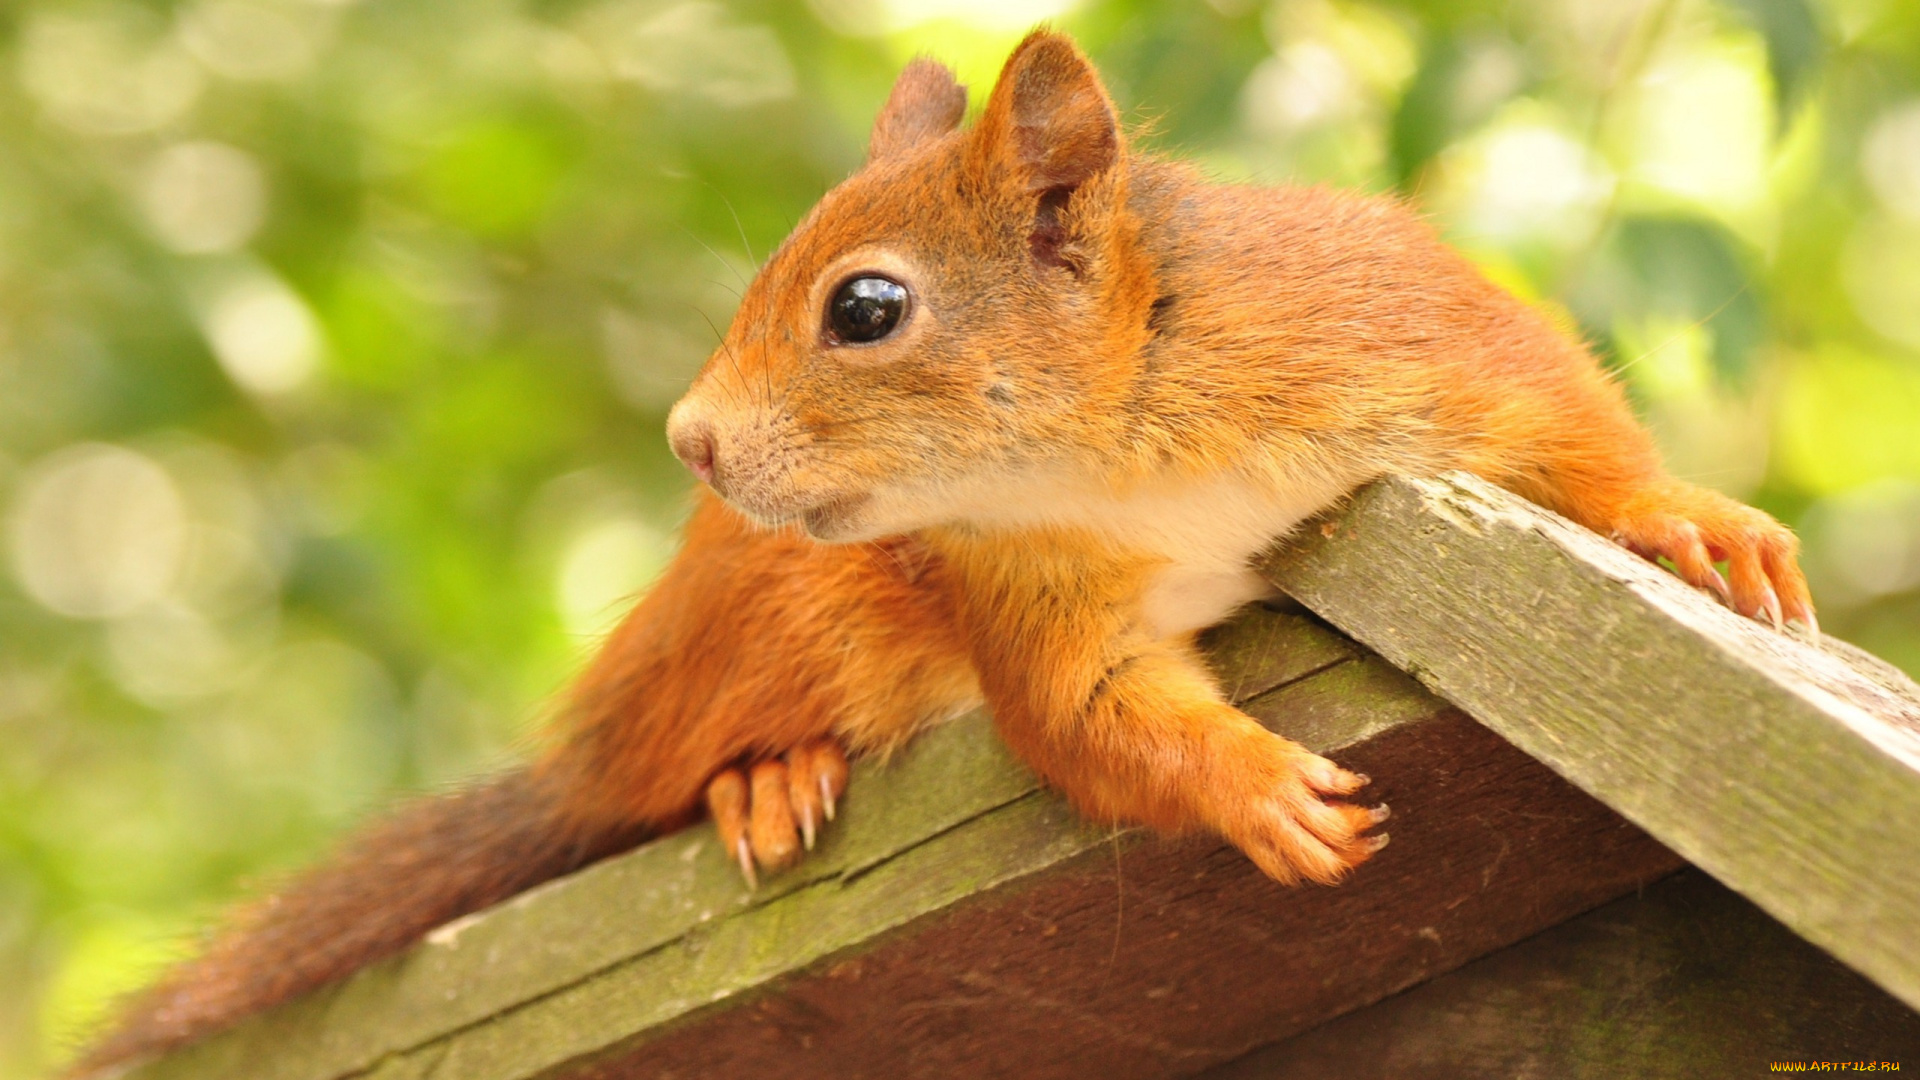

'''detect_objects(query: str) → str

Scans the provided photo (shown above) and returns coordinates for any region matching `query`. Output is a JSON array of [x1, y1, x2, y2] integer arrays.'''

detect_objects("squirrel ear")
[[974, 29, 1119, 193], [869, 58, 968, 164]]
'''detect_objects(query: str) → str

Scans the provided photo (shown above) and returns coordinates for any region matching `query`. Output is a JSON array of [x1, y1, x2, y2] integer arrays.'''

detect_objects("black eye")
[[826, 276, 909, 344]]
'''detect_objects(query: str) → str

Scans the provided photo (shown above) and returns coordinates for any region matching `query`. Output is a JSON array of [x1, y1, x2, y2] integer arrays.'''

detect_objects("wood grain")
[[551, 709, 1677, 1080], [1261, 472, 1920, 1011], [1207, 868, 1920, 1079], [126, 606, 1680, 1080]]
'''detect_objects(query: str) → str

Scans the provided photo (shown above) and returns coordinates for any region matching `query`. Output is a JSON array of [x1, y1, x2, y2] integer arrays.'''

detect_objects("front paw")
[[1207, 729, 1389, 886], [1609, 486, 1815, 634], [704, 740, 850, 889]]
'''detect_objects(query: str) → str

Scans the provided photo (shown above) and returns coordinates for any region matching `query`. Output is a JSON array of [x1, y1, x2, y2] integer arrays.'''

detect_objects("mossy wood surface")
[[127, 604, 1680, 1080], [1262, 472, 1920, 1013]]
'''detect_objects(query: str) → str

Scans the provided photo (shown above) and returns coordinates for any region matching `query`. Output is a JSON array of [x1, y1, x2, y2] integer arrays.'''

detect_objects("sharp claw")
[[820, 775, 836, 822], [800, 806, 816, 851], [1790, 604, 1820, 643], [1759, 585, 1784, 631], [1365, 833, 1390, 854], [735, 837, 757, 890], [1353, 773, 1371, 787], [1368, 804, 1391, 825], [1709, 567, 1733, 602]]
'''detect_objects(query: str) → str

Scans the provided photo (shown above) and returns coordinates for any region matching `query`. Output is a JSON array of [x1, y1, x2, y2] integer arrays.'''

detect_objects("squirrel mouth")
[[801, 492, 872, 540]]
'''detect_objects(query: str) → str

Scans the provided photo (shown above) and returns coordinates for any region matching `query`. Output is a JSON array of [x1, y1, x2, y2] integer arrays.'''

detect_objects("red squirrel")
[[74, 30, 1813, 1076]]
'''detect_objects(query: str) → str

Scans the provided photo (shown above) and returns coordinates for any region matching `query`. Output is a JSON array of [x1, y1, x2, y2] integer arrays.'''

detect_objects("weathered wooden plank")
[[126, 606, 1350, 1080], [1205, 868, 1920, 1079], [1261, 472, 1920, 1011], [545, 708, 1675, 1080], [126, 606, 1680, 1080], [129, 705, 1046, 1080]]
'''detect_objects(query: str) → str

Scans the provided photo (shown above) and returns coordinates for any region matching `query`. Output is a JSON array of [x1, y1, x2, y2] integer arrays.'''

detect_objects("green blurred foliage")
[[0, 0, 1917, 1072]]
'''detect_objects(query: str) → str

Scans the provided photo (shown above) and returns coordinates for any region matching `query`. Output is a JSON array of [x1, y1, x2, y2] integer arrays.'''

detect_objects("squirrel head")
[[666, 30, 1160, 541]]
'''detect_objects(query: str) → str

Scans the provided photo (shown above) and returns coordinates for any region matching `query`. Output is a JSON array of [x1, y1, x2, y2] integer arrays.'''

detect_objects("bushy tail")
[[71, 766, 653, 1077]]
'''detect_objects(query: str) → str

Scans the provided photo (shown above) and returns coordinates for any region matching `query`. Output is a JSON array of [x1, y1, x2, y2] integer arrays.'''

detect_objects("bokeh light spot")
[[201, 270, 324, 396], [178, 0, 333, 83], [9, 445, 188, 620], [1863, 100, 1920, 222], [139, 141, 268, 254], [557, 517, 670, 638], [20, 7, 203, 136]]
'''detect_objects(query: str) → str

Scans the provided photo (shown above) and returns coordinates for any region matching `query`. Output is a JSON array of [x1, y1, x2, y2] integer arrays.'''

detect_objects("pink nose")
[[672, 422, 716, 485]]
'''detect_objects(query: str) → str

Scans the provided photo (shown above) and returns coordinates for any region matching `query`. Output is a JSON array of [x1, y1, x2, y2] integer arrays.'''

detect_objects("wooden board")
[[125, 606, 1681, 1080], [1261, 472, 1920, 1012], [1207, 868, 1920, 1079]]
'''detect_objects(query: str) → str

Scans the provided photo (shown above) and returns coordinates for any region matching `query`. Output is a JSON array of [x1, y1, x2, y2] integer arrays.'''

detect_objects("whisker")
[[807, 413, 887, 436], [675, 223, 751, 291], [859, 540, 903, 575], [709, 183, 759, 270], [1612, 282, 1752, 380], [687, 303, 750, 409]]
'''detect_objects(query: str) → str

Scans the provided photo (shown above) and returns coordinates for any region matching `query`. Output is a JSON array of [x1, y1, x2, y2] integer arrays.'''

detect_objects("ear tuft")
[[979, 30, 1119, 193], [868, 58, 968, 163]]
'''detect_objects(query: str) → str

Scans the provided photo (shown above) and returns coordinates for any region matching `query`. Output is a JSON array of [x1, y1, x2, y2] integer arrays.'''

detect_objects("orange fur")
[[549, 494, 974, 830], [74, 495, 976, 1075], [77, 30, 1812, 1075], [664, 31, 1811, 885]]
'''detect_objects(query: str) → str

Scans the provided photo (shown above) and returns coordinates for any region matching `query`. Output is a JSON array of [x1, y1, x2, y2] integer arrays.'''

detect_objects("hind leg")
[[1604, 481, 1815, 633]]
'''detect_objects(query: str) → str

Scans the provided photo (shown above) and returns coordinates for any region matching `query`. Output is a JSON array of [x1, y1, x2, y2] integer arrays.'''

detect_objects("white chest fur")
[[955, 464, 1361, 639]]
